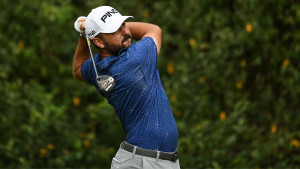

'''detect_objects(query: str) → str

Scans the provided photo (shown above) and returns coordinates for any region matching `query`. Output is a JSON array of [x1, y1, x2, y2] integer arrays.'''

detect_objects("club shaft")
[[86, 38, 100, 79]]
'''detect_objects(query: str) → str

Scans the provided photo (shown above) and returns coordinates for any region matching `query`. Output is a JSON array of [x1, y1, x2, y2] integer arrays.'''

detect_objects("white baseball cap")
[[85, 6, 133, 39]]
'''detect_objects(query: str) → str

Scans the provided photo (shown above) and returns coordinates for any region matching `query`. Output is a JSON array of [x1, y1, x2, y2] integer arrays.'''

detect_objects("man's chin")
[[124, 43, 131, 49], [123, 39, 132, 48]]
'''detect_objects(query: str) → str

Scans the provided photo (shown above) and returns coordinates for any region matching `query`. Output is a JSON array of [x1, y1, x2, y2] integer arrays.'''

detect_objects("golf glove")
[[74, 16, 86, 35]]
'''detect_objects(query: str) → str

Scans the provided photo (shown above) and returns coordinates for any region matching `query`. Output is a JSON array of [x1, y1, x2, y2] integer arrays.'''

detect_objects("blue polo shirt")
[[81, 37, 178, 152]]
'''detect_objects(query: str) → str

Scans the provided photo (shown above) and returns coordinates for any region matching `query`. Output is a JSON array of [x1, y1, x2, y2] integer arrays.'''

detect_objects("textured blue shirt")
[[81, 37, 178, 152]]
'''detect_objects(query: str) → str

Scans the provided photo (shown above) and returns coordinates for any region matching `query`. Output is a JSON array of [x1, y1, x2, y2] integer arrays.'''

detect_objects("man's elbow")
[[73, 70, 79, 80], [73, 67, 85, 81], [155, 25, 162, 37]]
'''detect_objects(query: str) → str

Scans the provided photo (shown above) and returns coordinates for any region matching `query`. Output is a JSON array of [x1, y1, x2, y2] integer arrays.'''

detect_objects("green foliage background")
[[1, 0, 300, 168]]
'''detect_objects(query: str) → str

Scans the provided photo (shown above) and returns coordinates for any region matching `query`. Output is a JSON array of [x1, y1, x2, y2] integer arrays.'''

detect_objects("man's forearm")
[[73, 36, 90, 81], [126, 22, 151, 40], [126, 22, 162, 54]]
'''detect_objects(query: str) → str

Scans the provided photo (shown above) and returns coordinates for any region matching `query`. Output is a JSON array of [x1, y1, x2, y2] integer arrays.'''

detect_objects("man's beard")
[[104, 34, 132, 56]]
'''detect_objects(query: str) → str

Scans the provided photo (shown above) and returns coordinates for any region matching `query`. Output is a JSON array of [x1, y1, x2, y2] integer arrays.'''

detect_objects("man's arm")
[[126, 22, 162, 54], [73, 21, 162, 81], [73, 36, 89, 81]]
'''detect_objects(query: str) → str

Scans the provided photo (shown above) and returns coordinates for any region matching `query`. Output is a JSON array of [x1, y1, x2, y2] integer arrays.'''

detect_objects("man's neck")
[[99, 50, 111, 60]]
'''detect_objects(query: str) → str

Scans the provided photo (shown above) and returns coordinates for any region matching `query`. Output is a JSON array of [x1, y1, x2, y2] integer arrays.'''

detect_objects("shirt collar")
[[97, 48, 127, 71]]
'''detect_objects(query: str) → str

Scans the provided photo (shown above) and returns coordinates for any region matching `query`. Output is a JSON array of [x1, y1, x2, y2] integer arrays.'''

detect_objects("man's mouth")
[[122, 35, 132, 44]]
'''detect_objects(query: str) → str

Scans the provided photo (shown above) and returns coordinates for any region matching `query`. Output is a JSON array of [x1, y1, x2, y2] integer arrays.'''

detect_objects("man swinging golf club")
[[73, 6, 180, 169]]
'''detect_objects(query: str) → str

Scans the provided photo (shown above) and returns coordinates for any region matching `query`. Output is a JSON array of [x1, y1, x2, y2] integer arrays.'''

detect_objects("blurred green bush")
[[0, 0, 299, 168]]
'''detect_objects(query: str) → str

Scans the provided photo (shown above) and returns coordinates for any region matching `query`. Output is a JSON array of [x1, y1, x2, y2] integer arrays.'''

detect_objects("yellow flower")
[[246, 22, 253, 33], [199, 42, 208, 51], [142, 10, 149, 18], [48, 143, 54, 150], [83, 139, 91, 147], [62, 149, 70, 155], [290, 139, 300, 148], [236, 80, 243, 89], [197, 123, 203, 130], [104, 147, 114, 154], [189, 38, 196, 48], [18, 40, 24, 51], [73, 97, 80, 107], [171, 94, 177, 103], [220, 111, 226, 121], [240, 59, 246, 68], [199, 76, 206, 83], [39, 148, 47, 158], [271, 125, 277, 134], [282, 58, 290, 67], [167, 61, 175, 75], [175, 111, 182, 117]]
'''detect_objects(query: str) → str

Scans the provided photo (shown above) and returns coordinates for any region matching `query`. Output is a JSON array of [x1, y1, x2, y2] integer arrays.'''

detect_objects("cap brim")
[[101, 16, 134, 33]]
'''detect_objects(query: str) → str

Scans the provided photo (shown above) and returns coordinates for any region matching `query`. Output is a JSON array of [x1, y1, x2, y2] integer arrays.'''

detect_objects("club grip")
[[87, 38, 91, 46]]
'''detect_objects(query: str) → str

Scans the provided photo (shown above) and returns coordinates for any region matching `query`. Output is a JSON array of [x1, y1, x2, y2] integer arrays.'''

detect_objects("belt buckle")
[[172, 151, 178, 162]]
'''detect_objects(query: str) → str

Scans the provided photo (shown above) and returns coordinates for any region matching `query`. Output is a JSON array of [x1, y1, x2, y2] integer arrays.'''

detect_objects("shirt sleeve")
[[80, 57, 97, 86], [130, 37, 158, 67]]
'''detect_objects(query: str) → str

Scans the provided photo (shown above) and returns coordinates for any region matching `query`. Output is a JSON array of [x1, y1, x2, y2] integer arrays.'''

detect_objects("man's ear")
[[93, 38, 105, 49]]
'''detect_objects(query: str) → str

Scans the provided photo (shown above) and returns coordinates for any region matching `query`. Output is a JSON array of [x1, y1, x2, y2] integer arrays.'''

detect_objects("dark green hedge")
[[1, 0, 299, 168]]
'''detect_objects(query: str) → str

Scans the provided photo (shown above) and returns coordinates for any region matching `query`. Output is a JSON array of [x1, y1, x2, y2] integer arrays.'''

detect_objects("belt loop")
[[132, 146, 137, 157], [156, 151, 160, 162], [120, 141, 124, 148]]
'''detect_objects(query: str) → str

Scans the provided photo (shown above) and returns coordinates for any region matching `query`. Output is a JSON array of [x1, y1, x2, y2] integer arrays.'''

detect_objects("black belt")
[[121, 141, 178, 162]]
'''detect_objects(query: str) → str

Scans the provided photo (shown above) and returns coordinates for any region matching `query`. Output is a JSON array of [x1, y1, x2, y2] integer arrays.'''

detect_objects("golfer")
[[73, 6, 180, 169]]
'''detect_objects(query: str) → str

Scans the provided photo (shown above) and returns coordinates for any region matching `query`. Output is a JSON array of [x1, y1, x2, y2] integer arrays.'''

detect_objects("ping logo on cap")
[[101, 8, 119, 23], [88, 30, 96, 37]]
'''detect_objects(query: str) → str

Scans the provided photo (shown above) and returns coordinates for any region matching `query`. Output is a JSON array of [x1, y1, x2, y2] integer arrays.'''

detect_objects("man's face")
[[101, 22, 132, 56]]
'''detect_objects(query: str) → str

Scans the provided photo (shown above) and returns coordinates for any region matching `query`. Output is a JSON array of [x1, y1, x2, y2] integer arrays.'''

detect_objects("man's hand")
[[74, 16, 86, 34], [73, 16, 89, 81]]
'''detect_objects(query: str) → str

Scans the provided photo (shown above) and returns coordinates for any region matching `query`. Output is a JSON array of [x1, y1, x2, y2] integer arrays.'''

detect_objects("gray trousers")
[[110, 144, 181, 169]]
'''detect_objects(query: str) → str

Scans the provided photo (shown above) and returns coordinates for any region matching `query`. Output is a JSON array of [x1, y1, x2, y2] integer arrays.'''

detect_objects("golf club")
[[86, 37, 115, 93]]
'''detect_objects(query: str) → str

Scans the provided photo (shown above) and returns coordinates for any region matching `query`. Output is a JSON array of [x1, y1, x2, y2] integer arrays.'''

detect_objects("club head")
[[97, 75, 115, 93]]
